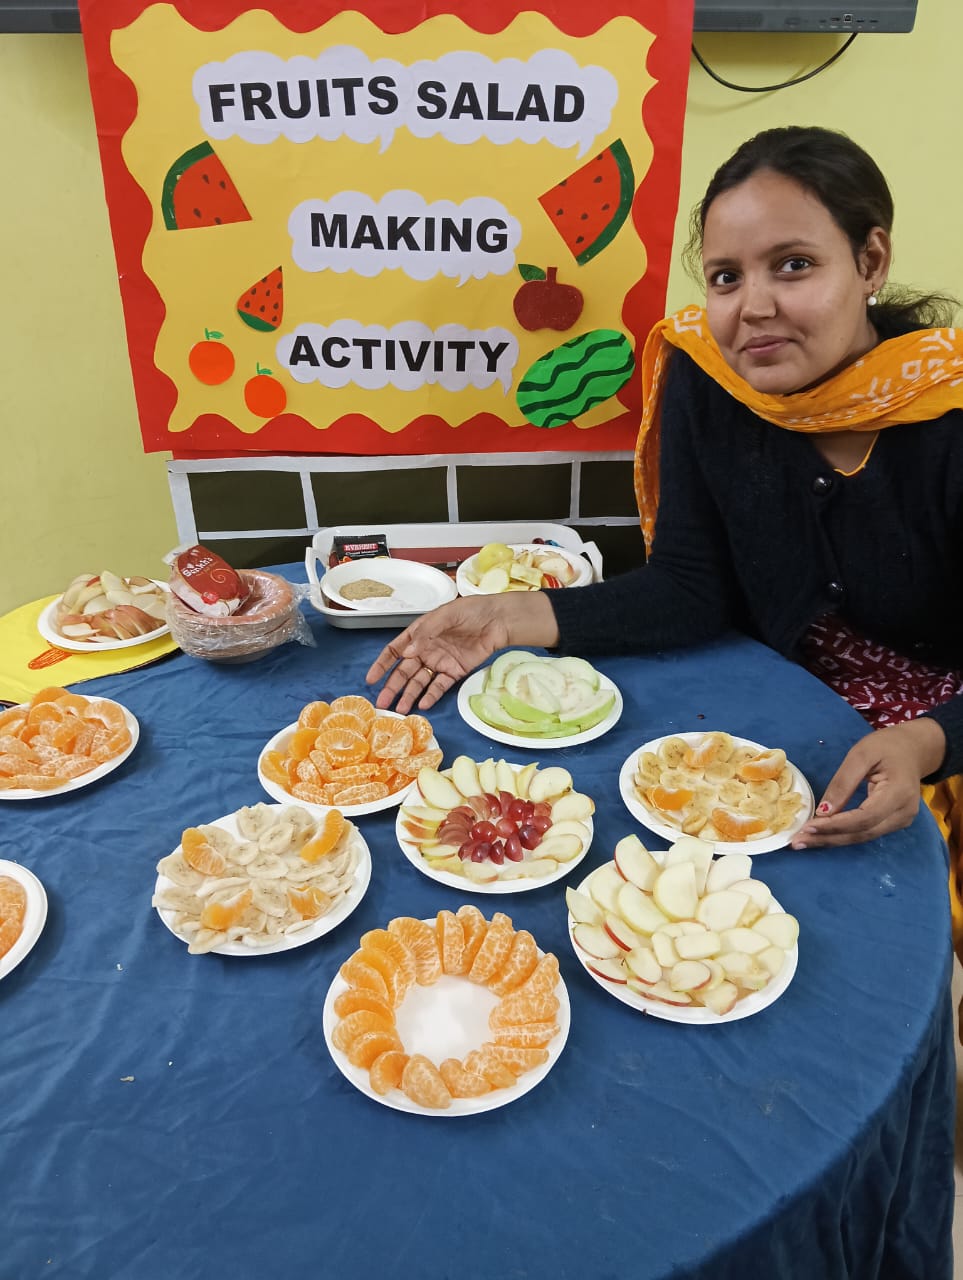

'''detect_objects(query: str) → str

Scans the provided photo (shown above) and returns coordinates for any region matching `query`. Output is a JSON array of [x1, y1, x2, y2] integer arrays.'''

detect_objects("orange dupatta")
[[634, 305, 963, 552]]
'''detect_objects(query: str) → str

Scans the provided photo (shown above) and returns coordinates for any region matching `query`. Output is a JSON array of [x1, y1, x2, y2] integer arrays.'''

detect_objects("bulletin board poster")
[[79, 0, 694, 456]]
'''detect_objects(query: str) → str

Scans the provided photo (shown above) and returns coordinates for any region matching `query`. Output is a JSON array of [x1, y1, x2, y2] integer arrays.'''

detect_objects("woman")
[[366, 125, 963, 905]]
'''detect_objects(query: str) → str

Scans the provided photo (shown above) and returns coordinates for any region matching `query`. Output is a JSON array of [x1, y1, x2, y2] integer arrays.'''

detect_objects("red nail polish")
[[817, 802, 831, 814]]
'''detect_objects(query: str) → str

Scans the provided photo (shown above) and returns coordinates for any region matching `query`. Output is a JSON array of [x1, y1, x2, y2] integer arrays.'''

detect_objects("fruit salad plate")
[[568, 855, 799, 1025], [0, 698, 140, 802], [618, 732, 815, 856], [323, 923, 571, 1116], [0, 861, 48, 981], [258, 710, 441, 817], [457, 663, 622, 750], [456, 543, 592, 596], [153, 805, 372, 957], [37, 580, 171, 652]]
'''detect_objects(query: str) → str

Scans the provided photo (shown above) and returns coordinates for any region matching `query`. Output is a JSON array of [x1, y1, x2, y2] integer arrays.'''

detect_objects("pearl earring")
[[867, 292, 878, 307]]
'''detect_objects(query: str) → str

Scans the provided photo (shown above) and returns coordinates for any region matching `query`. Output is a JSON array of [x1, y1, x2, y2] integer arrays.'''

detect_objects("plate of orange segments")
[[258, 694, 442, 817], [153, 802, 371, 956], [323, 907, 570, 1116], [619, 730, 815, 855]]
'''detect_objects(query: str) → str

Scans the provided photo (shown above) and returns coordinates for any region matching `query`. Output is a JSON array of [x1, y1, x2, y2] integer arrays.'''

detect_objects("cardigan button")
[[826, 581, 845, 601], [812, 474, 834, 495]]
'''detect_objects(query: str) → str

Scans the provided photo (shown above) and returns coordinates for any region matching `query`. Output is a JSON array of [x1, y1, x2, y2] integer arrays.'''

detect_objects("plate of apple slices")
[[396, 755, 594, 892], [567, 835, 799, 1023], [38, 571, 171, 651]]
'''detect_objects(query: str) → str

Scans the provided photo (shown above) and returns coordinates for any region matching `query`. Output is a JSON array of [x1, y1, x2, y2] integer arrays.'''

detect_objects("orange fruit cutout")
[[244, 366, 287, 418], [369, 1050, 410, 1096], [360, 929, 418, 993], [189, 332, 235, 385], [297, 700, 331, 729], [333, 988, 395, 1021], [492, 1020, 559, 1049], [456, 905, 489, 971], [388, 917, 442, 984], [439, 1058, 491, 1098], [436, 910, 467, 975], [462, 1048, 516, 1090], [329, 695, 377, 729], [287, 885, 333, 919], [347, 1029, 404, 1070], [710, 807, 768, 840], [181, 828, 227, 876], [401, 1054, 452, 1109], [299, 809, 347, 863], [199, 887, 252, 931], [487, 929, 539, 996], [736, 749, 788, 782], [331, 1009, 398, 1053], [339, 954, 391, 1001], [467, 920, 514, 985], [647, 784, 695, 812]]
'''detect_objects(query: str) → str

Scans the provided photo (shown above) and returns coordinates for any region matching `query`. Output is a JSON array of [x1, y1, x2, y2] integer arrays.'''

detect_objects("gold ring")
[[423, 667, 435, 679]]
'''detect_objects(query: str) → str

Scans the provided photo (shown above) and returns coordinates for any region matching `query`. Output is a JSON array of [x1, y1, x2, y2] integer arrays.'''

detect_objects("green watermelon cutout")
[[237, 267, 284, 332], [538, 139, 635, 267], [161, 142, 252, 231]]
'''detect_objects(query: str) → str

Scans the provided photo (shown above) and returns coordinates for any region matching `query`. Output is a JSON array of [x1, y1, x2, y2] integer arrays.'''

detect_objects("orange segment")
[[467, 919, 514, 985], [0, 876, 27, 960], [483, 1044, 549, 1077], [321, 711, 367, 737], [181, 827, 227, 876], [492, 1020, 559, 1048], [487, 929, 539, 996], [456, 905, 488, 971], [348, 1029, 404, 1069], [462, 1048, 516, 1090], [401, 1054, 452, 1109], [327, 781, 390, 807], [199, 887, 252, 931], [287, 727, 321, 762], [369, 1050, 409, 1096], [647, 784, 694, 812], [299, 809, 347, 862], [297, 700, 331, 729], [333, 988, 395, 1021], [736, 749, 788, 782], [332, 1009, 398, 1053], [359, 946, 407, 1005], [316, 727, 369, 767], [328, 695, 377, 729], [27, 686, 71, 707], [361, 929, 418, 994], [287, 885, 333, 919], [439, 1058, 491, 1098], [339, 954, 391, 1001], [81, 699, 126, 731], [710, 807, 768, 840], [261, 749, 292, 788], [436, 909, 467, 975], [388, 916, 442, 984], [406, 715, 435, 752]]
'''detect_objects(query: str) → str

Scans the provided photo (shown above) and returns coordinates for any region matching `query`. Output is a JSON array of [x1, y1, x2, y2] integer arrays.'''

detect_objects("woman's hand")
[[791, 718, 946, 849], [365, 591, 559, 712]]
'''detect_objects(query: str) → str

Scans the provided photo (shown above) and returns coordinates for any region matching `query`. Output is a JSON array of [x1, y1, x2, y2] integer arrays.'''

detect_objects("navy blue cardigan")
[[549, 350, 963, 780]]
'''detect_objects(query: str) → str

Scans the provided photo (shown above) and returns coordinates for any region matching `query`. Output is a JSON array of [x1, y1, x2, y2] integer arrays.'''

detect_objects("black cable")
[[691, 32, 858, 92]]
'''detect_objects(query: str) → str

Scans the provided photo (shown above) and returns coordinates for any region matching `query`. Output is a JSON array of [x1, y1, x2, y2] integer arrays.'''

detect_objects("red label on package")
[[171, 545, 249, 616]]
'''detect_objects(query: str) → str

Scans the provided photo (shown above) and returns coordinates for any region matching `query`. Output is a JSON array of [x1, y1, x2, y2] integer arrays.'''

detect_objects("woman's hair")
[[683, 125, 956, 331]]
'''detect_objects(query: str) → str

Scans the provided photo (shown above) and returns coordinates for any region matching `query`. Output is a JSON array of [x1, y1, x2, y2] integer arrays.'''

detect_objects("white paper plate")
[[323, 924, 570, 1115], [618, 732, 815, 856], [456, 543, 593, 597], [569, 862, 798, 1025], [0, 698, 140, 801], [320, 558, 457, 614], [457, 667, 622, 750], [257, 711, 439, 817], [37, 581, 170, 652], [0, 860, 48, 980], [395, 763, 593, 894], [154, 805, 372, 957]]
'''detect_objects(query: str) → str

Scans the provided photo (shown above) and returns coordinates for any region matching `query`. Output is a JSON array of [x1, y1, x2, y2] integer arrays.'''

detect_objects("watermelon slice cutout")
[[161, 142, 252, 231], [538, 139, 635, 267], [237, 267, 284, 332]]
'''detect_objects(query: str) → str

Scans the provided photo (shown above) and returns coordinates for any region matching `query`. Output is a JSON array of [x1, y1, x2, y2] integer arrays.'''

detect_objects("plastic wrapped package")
[[166, 569, 314, 663]]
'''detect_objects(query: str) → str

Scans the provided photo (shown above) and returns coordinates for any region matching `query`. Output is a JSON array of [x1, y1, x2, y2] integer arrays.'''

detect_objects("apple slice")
[[624, 946, 662, 985], [727, 878, 772, 926], [495, 760, 518, 796], [450, 755, 481, 797], [719, 927, 769, 956], [705, 853, 753, 893], [613, 835, 659, 892], [696, 890, 750, 933], [424, 854, 466, 875], [664, 837, 714, 895], [758, 945, 787, 977], [752, 912, 799, 950], [535, 833, 584, 863], [565, 887, 602, 926], [501, 857, 558, 879], [515, 762, 538, 798], [669, 960, 712, 992], [403, 804, 448, 824], [586, 862, 627, 914], [528, 767, 573, 803], [572, 924, 624, 959], [547, 819, 591, 844], [585, 956, 628, 984], [674, 930, 722, 961], [701, 958, 725, 992], [477, 759, 498, 793], [602, 913, 644, 952], [652, 861, 698, 921], [651, 930, 679, 969], [718, 951, 758, 980], [551, 792, 595, 822], [700, 980, 739, 1015], [616, 881, 670, 935], [646, 980, 692, 1006], [417, 768, 465, 811]]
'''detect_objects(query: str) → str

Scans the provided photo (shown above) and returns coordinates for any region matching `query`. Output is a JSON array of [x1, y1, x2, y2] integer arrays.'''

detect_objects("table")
[[3, 569, 955, 1280]]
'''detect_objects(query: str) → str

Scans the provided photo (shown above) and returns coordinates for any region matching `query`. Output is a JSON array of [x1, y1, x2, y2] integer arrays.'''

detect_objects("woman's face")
[[701, 168, 889, 394]]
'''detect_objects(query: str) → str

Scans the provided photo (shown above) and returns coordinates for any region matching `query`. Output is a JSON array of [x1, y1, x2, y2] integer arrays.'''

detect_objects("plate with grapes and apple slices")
[[396, 755, 594, 893], [567, 834, 799, 1024], [618, 729, 815, 856], [456, 542, 592, 596], [457, 651, 622, 750], [37, 570, 171, 652]]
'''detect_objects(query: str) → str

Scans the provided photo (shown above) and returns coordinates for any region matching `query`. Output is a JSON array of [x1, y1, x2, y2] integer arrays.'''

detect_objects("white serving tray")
[[305, 521, 603, 629]]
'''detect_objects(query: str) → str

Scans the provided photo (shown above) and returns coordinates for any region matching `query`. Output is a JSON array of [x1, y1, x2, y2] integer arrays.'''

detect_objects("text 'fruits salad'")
[[469, 651, 616, 739], [332, 907, 563, 1109], [569, 835, 799, 1016], [54, 570, 167, 642], [261, 695, 441, 808], [154, 803, 361, 954], [634, 731, 805, 843], [462, 542, 582, 594], [399, 756, 593, 883], [0, 687, 132, 791]]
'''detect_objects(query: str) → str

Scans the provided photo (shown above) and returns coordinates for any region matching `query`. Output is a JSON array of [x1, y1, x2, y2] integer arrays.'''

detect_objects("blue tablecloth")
[[3, 569, 955, 1280]]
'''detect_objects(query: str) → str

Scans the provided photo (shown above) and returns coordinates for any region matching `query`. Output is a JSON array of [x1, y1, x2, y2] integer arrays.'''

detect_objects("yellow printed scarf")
[[634, 306, 963, 551]]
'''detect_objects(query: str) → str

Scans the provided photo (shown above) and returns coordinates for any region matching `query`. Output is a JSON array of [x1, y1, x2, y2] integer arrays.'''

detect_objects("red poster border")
[[79, 0, 694, 457]]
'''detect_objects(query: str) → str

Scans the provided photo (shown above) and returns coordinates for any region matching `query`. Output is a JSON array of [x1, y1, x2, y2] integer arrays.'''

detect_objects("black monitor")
[[693, 1, 917, 31]]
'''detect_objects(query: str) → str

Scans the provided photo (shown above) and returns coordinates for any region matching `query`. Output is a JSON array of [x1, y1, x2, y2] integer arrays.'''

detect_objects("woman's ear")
[[860, 225, 892, 295]]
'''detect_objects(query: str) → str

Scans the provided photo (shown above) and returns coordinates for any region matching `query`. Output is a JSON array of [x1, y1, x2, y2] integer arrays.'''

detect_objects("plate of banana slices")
[[152, 802, 371, 955]]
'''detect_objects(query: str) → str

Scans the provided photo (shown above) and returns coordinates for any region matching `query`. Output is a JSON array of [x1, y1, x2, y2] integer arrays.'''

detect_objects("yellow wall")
[[1, 3, 958, 615]]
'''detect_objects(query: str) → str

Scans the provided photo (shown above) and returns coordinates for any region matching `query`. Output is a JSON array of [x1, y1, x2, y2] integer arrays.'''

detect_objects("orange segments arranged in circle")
[[0, 687, 133, 793]]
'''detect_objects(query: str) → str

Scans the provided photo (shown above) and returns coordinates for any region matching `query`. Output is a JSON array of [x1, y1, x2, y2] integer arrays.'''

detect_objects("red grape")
[[489, 841, 505, 864], [508, 799, 528, 823], [504, 833, 524, 861], [532, 815, 553, 835], [518, 824, 542, 850], [495, 817, 516, 839], [532, 801, 552, 820], [470, 820, 497, 842]]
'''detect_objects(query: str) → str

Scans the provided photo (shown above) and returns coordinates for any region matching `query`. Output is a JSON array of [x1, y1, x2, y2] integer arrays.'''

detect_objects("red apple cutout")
[[513, 266, 584, 332]]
